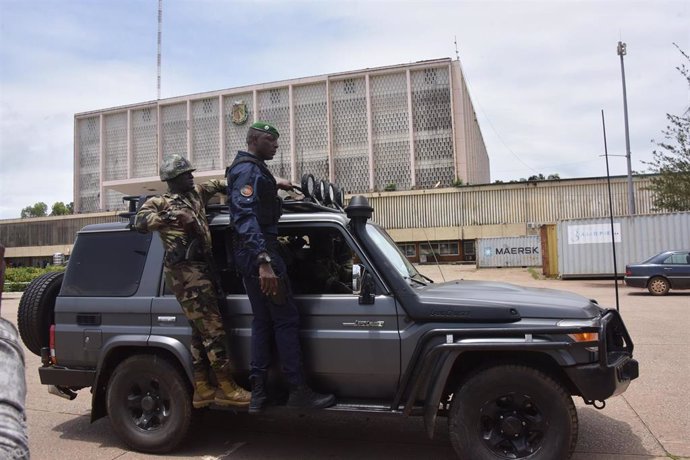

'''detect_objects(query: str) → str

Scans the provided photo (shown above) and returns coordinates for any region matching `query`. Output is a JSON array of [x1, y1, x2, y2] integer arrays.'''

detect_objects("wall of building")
[[74, 58, 489, 214], [1, 175, 663, 267]]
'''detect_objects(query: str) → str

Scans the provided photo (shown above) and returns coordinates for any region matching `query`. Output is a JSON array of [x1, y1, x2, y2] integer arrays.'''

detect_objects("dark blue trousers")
[[237, 243, 304, 385]]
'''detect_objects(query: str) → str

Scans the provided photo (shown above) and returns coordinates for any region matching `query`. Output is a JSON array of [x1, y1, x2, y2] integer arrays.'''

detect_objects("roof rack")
[[116, 173, 349, 221]]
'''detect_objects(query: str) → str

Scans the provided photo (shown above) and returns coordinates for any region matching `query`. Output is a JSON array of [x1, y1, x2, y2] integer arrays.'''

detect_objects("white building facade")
[[74, 58, 489, 213]]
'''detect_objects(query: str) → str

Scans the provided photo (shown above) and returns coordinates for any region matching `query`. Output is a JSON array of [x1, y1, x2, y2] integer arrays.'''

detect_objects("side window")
[[62, 231, 152, 297], [279, 227, 355, 295], [664, 253, 689, 265]]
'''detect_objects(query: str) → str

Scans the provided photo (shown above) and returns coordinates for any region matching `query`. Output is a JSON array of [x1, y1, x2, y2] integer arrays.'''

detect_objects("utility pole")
[[157, 0, 162, 100], [617, 41, 635, 215]]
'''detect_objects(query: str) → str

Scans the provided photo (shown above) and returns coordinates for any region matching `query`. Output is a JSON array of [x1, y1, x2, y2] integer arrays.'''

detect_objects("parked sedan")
[[625, 250, 690, 295]]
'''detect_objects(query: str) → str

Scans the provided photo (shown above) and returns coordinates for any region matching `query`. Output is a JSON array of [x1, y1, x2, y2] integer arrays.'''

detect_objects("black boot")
[[248, 374, 268, 414], [287, 384, 336, 409]]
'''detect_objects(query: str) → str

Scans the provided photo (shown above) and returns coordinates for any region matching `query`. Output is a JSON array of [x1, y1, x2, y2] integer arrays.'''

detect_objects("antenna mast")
[[157, 0, 162, 100], [454, 36, 460, 60]]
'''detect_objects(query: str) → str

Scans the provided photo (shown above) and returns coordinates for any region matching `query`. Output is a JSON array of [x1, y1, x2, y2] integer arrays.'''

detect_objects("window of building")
[[420, 240, 459, 256], [463, 240, 476, 261], [397, 243, 417, 257], [343, 79, 356, 94], [424, 68, 437, 85], [270, 89, 281, 104]]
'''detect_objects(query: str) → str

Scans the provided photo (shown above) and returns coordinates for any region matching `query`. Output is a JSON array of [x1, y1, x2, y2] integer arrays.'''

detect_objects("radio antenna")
[[601, 109, 620, 311], [454, 36, 460, 61]]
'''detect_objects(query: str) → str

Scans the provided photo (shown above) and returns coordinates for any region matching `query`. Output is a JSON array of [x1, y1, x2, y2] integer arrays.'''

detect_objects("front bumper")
[[565, 309, 639, 401]]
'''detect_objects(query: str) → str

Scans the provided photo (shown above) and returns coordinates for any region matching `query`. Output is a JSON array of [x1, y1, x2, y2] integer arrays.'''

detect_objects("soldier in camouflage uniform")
[[135, 154, 251, 408]]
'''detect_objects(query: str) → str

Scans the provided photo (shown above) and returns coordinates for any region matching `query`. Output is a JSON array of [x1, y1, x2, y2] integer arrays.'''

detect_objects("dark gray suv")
[[18, 195, 638, 459]]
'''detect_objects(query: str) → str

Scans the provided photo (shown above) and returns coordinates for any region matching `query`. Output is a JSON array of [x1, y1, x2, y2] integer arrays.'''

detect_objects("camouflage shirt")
[[134, 180, 226, 267]]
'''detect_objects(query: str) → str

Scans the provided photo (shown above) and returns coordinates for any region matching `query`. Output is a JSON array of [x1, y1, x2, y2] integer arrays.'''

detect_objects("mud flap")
[[423, 350, 461, 439]]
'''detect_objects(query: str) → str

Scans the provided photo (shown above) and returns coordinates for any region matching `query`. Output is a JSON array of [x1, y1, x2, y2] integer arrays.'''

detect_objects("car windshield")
[[365, 223, 425, 284]]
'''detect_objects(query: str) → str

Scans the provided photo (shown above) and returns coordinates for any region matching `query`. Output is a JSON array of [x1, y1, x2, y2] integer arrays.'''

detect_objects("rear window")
[[61, 230, 152, 297]]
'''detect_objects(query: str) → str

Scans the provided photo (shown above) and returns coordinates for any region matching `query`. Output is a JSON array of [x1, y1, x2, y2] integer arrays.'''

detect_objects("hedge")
[[3, 266, 66, 292]]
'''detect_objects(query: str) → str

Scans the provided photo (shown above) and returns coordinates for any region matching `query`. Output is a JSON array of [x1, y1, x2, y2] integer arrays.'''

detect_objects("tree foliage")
[[20, 201, 74, 218], [20, 202, 48, 218], [645, 44, 690, 212], [50, 202, 73, 216]]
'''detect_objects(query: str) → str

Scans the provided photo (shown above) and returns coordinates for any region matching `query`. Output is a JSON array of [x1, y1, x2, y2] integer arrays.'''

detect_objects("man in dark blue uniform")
[[227, 121, 335, 414]]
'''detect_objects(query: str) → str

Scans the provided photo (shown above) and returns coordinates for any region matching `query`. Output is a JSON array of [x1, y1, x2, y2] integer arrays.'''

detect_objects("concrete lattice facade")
[[74, 58, 489, 213]]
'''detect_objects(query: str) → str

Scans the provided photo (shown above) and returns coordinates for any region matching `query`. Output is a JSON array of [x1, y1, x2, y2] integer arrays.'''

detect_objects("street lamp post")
[[617, 41, 636, 215]]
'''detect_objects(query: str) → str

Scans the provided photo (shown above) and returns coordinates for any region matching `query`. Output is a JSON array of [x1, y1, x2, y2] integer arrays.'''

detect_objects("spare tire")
[[17, 271, 64, 356]]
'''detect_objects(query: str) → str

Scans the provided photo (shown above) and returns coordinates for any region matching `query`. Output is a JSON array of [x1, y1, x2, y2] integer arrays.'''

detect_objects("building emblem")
[[231, 101, 249, 125]]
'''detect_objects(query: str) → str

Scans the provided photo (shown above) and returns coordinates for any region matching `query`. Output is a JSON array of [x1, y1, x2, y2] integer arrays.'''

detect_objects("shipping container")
[[476, 236, 542, 268], [557, 212, 690, 278]]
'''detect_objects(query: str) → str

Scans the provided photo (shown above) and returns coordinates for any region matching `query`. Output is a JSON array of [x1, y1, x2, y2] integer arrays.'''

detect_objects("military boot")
[[214, 376, 251, 408], [248, 374, 268, 414], [192, 371, 216, 409], [287, 385, 336, 409]]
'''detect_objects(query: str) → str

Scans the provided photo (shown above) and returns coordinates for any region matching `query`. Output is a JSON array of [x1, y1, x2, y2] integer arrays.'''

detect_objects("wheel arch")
[[420, 349, 578, 440], [90, 339, 192, 423]]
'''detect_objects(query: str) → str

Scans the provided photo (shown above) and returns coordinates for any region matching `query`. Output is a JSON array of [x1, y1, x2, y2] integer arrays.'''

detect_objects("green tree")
[[645, 44, 690, 212], [50, 202, 72, 216], [20, 202, 48, 218]]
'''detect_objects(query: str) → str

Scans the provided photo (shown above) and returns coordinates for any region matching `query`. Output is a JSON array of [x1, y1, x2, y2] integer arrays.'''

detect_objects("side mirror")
[[352, 264, 362, 294], [354, 264, 375, 305]]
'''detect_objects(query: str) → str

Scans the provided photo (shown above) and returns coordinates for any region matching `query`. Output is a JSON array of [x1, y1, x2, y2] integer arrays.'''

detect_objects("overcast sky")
[[1, 0, 688, 219]]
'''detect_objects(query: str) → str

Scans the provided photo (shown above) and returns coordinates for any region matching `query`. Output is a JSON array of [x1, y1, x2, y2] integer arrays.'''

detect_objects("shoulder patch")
[[240, 184, 254, 197]]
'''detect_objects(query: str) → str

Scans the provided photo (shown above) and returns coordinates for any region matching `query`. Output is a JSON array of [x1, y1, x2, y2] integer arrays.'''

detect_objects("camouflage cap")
[[159, 154, 196, 181], [249, 121, 280, 139]]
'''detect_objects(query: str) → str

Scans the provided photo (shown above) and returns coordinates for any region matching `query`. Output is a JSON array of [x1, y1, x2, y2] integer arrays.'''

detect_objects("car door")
[[663, 251, 690, 289], [288, 223, 401, 399], [218, 222, 403, 400]]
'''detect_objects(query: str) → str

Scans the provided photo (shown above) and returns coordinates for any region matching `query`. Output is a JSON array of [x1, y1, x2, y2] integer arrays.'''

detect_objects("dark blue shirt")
[[227, 151, 281, 262]]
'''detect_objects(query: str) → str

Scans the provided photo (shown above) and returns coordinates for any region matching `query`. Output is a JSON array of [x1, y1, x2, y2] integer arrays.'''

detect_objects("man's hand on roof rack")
[[276, 177, 294, 191]]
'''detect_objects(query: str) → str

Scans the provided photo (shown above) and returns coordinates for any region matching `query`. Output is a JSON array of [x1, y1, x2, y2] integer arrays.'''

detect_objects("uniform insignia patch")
[[240, 185, 254, 197]]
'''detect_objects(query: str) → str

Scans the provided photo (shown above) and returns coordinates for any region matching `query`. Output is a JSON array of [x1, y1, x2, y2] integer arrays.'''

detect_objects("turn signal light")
[[568, 332, 598, 342]]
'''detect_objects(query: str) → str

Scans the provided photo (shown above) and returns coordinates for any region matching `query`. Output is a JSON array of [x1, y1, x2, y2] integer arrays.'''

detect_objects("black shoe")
[[248, 374, 268, 414], [286, 385, 336, 409]]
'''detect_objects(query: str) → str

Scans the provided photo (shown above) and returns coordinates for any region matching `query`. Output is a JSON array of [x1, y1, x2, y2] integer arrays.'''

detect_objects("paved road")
[[1, 266, 688, 459]]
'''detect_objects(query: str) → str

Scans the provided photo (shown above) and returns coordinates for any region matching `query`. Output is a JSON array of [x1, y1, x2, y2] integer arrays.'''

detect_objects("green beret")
[[250, 121, 280, 139]]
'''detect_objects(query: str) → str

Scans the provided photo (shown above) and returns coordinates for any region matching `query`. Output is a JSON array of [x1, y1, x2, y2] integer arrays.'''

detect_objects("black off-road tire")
[[106, 354, 192, 454], [647, 276, 670, 296], [17, 271, 64, 356], [449, 364, 578, 460]]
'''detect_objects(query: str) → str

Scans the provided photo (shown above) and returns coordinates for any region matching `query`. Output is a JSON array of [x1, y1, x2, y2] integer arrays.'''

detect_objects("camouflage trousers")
[[165, 262, 230, 376]]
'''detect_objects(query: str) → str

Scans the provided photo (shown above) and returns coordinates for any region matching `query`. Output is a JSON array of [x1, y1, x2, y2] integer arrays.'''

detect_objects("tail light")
[[49, 324, 57, 364], [625, 268, 632, 276]]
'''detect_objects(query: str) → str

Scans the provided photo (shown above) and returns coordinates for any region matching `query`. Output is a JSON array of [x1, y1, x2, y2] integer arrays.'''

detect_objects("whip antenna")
[[601, 110, 620, 311]]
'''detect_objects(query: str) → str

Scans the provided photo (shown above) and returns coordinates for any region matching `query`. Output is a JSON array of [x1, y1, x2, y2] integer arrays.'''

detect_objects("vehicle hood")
[[414, 279, 603, 321]]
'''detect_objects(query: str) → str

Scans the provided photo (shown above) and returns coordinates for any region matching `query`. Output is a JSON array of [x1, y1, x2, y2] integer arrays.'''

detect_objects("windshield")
[[365, 223, 423, 282]]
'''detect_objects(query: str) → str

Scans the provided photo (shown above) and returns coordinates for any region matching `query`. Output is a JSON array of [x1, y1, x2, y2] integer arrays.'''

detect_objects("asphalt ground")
[[1, 265, 688, 460]]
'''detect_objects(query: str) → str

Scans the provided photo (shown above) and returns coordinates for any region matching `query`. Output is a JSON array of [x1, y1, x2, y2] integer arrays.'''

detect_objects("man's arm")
[[227, 165, 267, 261], [133, 196, 168, 233], [275, 177, 294, 191], [0, 318, 29, 459], [197, 179, 228, 205]]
